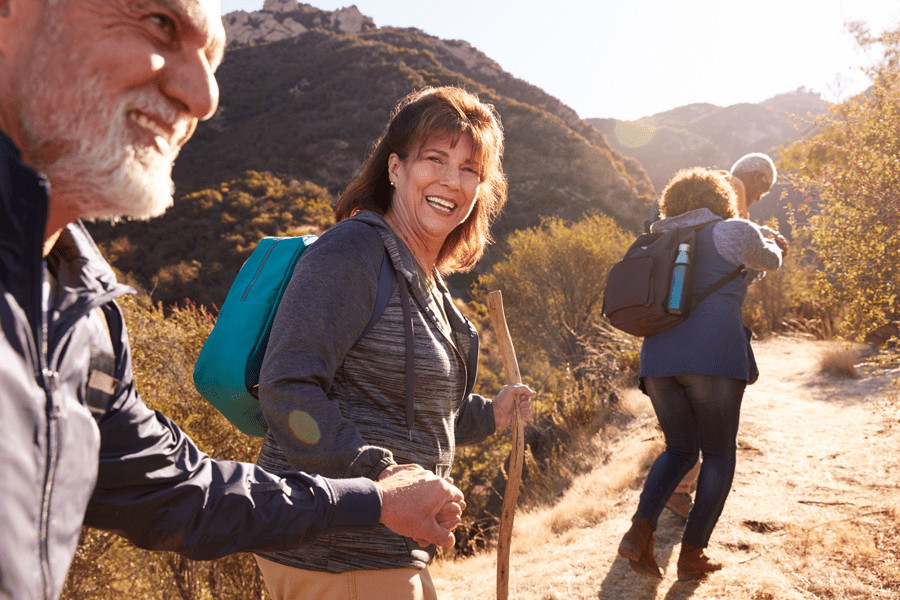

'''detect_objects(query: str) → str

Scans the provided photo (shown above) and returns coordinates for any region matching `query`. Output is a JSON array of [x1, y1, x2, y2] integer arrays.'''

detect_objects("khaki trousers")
[[255, 555, 438, 600]]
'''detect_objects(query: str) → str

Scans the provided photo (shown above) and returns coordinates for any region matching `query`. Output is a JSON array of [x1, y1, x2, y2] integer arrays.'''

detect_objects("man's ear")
[[0, 0, 10, 59], [0, 0, 41, 51]]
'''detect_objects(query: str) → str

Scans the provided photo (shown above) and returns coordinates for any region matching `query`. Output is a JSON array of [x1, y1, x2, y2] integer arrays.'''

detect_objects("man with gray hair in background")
[[729, 152, 778, 218], [0, 0, 464, 598]]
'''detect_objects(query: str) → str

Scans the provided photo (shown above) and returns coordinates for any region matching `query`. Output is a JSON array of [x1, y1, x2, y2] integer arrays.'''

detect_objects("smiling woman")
[[253, 86, 536, 600], [336, 86, 508, 275]]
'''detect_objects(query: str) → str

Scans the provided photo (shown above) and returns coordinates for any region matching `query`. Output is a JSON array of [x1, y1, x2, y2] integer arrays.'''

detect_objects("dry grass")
[[431, 387, 667, 599], [777, 507, 900, 599], [818, 344, 866, 379], [431, 337, 900, 600], [532, 389, 663, 538]]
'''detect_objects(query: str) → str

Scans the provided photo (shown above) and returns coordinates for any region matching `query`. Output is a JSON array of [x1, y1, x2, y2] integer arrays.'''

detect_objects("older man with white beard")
[[0, 1, 465, 598]]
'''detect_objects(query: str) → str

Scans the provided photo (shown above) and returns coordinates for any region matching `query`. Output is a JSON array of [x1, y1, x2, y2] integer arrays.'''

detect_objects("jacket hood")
[[51, 222, 134, 314], [341, 209, 480, 399], [347, 210, 422, 287], [650, 208, 722, 234]]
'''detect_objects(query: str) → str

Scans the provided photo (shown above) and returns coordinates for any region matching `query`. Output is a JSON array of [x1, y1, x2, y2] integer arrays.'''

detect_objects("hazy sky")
[[219, 0, 900, 121]]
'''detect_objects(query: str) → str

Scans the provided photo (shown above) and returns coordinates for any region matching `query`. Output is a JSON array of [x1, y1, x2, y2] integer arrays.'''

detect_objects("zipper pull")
[[42, 368, 60, 416]]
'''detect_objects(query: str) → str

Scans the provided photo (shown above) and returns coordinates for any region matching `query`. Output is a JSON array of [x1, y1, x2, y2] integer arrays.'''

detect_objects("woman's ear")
[[387, 153, 401, 185]]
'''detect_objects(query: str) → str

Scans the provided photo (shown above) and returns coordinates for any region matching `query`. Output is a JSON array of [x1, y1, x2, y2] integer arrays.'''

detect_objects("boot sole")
[[630, 559, 664, 579], [677, 567, 722, 582]]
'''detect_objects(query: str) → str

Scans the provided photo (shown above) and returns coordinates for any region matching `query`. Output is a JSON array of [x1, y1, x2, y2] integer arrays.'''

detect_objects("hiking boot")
[[665, 492, 692, 520], [618, 517, 663, 579], [677, 544, 723, 581]]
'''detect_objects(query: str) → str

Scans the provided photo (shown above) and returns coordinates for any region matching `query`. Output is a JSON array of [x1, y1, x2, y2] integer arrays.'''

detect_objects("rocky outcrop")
[[223, 10, 307, 46], [223, 2, 374, 47]]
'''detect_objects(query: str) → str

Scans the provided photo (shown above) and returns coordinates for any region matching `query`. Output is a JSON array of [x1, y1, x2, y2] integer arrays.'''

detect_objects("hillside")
[[88, 2, 822, 310], [431, 337, 900, 599], [174, 1, 654, 232], [89, 1, 656, 308]]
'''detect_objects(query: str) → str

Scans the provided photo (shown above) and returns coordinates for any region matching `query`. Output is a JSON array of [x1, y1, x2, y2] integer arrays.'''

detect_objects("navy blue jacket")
[[639, 209, 782, 383], [0, 131, 381, 600]]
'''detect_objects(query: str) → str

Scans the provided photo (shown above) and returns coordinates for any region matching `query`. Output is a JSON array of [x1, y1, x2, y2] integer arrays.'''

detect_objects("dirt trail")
[[431, 336, 900, 599]]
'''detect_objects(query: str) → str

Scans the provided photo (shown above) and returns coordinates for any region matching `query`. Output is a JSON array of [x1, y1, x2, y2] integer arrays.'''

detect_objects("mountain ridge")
[[88, 2, 821, 309], [587, 86, 828, 193], [173, 1, 656, 232]]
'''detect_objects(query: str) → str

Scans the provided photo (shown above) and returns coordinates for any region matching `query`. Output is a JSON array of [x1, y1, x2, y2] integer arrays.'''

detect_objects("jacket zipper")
[[38, 266, 60, 600], [39, 369, 60, 599]]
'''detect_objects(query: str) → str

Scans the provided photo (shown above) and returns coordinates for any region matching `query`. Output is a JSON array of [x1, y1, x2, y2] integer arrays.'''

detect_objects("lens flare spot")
[[289, 410, 321, 445], [614, 119, 657, 149]]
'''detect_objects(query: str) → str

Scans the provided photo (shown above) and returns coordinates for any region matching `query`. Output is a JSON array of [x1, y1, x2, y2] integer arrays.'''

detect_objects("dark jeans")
[[635, 373, 745, 547]]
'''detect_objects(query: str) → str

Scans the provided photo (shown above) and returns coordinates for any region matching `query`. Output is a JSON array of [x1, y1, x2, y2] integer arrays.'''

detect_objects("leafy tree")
[[741, 218, 826, 338], [779, 22, 900, 339], [474, 214, 632, 366]]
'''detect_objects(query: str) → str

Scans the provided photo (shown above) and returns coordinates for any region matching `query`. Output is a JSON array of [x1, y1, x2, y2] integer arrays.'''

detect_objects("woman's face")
[[388, 133, 481, 252], [718, 170, 747, 218], [729, 175, 747, 218]]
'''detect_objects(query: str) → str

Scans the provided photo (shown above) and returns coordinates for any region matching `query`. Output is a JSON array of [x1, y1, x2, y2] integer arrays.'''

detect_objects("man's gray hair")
[[730, 152, 777, 186]]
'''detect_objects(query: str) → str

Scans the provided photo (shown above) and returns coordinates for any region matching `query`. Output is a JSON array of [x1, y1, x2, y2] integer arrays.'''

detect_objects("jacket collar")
[[0, 130, 51, 333], [650, 208, 722, 234], [49, 222, 133, 310], [1, 129, 132, 332]]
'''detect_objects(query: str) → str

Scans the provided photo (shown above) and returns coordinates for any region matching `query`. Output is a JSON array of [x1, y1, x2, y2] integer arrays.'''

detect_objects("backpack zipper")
[[241, 239, 281, 302]]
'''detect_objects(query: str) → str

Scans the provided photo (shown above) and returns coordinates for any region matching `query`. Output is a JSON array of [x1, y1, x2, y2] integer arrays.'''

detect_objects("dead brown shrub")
[[818, 346, 863, 379]]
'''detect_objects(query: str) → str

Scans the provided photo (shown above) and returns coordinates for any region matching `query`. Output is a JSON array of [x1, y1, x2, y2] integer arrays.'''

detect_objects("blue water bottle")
[[666, 243, 692, 315]]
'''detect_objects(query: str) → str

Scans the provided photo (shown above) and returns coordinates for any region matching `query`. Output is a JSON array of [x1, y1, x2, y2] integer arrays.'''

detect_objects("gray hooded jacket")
[[257, 210, 496, 572]]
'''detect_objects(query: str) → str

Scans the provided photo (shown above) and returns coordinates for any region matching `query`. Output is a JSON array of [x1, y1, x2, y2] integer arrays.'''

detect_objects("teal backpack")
[[193, 235, 395, 437]]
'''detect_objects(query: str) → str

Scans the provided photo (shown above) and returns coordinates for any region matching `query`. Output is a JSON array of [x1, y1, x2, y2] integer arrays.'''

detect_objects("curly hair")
[[658, 167, 739, 220], [335, 86, 506, 274]]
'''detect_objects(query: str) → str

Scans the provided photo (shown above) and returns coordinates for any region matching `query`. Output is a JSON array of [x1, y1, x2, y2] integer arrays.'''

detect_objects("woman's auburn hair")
[[335, 86, 507, 274], [658, 167, 740, 220]]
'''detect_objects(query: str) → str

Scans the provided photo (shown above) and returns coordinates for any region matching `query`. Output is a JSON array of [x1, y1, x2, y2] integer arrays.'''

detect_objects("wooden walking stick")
[[486, 290, 525, 600]]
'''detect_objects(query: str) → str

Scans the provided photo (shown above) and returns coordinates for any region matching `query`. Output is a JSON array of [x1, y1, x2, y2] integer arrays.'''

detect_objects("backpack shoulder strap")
[[688, 221, 744, 305], [360, 248, 394, 339], [397, 272, 415, 441], [693, 265, 745, 305]]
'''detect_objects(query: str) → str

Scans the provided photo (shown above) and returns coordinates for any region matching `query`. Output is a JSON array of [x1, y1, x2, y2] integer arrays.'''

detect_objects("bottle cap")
[[678, 243, 690, 251]]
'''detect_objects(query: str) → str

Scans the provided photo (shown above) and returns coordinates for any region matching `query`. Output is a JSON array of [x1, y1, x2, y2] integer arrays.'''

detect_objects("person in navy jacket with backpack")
[[618, 168, 786, 582], [0, 1, 463, 598]]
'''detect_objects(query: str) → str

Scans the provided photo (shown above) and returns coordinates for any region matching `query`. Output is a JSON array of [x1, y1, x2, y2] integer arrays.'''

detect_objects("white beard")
[[18, 22, 188, 221]]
